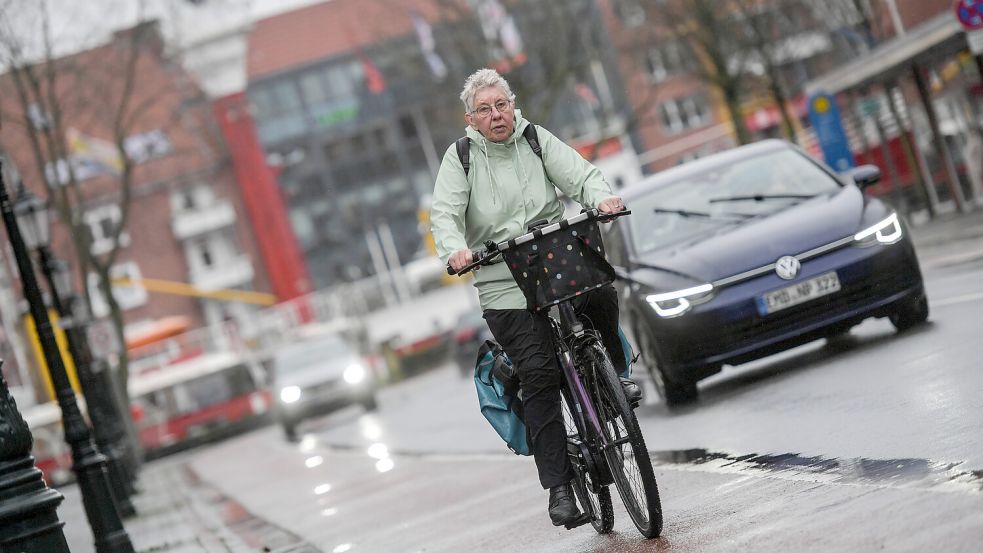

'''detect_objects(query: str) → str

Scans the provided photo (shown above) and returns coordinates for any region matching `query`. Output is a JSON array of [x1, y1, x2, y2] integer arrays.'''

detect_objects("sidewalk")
[[59, 454, 319, 553], [908, 207, 983, 269]]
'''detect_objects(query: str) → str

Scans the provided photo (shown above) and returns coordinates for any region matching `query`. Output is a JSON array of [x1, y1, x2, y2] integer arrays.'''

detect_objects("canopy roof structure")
[[806, 13, 967, 95]]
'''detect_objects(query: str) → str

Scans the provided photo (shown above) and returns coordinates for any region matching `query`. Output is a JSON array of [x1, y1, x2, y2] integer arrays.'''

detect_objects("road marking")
[[932, 291, 983, 307]]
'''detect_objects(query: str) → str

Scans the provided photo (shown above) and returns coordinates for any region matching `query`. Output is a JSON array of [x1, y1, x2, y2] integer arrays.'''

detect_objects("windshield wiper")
[[708, 193, 817, 203], [653, 207, 751, 219]]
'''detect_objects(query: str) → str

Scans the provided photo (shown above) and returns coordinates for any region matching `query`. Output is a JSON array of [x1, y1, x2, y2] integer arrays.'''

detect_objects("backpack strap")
[[522, 124, 543, 160], [455, 124, 544, 178], [456, 137, 471, 177]]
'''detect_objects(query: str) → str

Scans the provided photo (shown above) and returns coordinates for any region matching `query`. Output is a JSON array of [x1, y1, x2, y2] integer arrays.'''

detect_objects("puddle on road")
[[650, 449, 983, 492]]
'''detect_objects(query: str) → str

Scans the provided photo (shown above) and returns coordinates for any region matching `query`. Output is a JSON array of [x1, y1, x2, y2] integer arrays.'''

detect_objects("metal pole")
[[0, 168, 134, 552], [911, 64, 968, 212], [37, 246, 137, 518], [0, 361, 71, 552]]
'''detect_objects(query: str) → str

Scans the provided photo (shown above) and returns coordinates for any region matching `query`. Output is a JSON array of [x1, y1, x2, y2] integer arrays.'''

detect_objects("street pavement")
[[54, 207, 983, 552]]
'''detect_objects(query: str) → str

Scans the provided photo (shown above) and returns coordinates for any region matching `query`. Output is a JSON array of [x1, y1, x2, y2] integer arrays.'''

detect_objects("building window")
[[643, 41, 690, 83], [659, 94, 711, 135], [87, 261, 148, 318], [84, 204, 129, 256], [614, 0, 645, 27], [170, 185, 215, 214]]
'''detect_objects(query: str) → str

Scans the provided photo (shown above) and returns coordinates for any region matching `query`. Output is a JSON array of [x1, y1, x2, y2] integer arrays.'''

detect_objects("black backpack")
[[456, 124, 543, 176]]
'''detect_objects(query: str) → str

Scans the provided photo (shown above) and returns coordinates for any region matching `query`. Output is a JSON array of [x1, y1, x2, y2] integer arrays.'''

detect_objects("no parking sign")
[[955, 0, 983, 30], [955, 0, 983, 53]]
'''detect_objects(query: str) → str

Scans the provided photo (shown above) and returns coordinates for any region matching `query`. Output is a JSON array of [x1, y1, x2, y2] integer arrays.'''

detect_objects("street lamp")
[[15, 186, 139, 520], [0, 164, 135, 552], [0, 366, 71, 551]]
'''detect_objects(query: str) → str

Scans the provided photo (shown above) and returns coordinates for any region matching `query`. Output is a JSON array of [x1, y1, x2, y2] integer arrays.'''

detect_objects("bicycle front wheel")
[[586, 342, 663, 538]]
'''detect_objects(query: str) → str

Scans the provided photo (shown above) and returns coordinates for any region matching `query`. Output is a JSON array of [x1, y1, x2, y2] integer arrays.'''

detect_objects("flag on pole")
[[411, 12, 447, 81], [358, 51, 387, 95]]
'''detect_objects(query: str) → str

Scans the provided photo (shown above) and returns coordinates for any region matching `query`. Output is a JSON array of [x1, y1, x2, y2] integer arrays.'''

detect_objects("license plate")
[[756, 271, 841, 315]]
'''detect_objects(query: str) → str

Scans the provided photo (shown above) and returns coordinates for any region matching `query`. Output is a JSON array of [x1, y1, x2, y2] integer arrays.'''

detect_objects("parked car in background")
[[450, 308, 494, 377], [606, 140, 927, 407], [271, 330, 377, 440]]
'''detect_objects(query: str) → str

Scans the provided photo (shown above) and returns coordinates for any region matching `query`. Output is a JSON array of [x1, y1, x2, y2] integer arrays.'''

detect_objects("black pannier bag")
[[502, 217, 615, 312]]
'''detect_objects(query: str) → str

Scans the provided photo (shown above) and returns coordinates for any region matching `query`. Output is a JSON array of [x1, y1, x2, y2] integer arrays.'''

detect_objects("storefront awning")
[[805, 13, 966, 95]]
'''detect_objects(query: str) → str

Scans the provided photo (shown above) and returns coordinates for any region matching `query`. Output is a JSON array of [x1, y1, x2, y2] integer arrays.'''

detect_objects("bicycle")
[[448, 208, 663, 538]]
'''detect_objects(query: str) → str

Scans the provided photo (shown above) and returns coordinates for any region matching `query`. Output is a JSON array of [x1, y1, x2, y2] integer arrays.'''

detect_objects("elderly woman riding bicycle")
[[430, 68, 641, 527]]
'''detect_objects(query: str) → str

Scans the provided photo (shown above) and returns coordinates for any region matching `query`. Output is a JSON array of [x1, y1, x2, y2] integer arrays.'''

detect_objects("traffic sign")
[[807, 92, 855, 172], [954, 0, 983, 31]]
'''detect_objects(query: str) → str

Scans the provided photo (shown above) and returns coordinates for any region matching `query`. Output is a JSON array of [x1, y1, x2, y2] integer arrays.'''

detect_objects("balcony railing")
[[171, 200, 236, 240], [189, 254, 254, 291]]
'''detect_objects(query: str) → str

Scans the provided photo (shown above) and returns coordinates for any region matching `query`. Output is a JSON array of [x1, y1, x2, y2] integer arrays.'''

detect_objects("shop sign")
[[968, 29, 983, 54]]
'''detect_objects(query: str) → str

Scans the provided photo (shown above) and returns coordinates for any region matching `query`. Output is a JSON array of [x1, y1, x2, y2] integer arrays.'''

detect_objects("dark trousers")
[[483, 285, 626, 489]]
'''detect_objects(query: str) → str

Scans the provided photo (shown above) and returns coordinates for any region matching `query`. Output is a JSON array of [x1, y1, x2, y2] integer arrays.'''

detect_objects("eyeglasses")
[[471, 99, 512, 119]]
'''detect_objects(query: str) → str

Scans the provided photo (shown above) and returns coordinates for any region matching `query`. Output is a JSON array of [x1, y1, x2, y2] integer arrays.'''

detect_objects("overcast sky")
[[0, 0, 327, 62]]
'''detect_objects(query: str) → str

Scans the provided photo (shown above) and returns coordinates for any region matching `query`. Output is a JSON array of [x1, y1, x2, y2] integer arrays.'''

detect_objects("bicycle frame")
[[553, 301, 606, 449]]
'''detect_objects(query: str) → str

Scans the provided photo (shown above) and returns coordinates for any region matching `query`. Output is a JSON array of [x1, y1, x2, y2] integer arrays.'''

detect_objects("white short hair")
[[459, 68, 515, 114]]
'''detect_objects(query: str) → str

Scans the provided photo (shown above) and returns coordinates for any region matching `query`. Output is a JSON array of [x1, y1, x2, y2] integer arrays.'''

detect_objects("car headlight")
[[854, 213, 902, 246], [646, 283, 714, 318], [343, 364, 366, 385], [279, 385, 301, 404]]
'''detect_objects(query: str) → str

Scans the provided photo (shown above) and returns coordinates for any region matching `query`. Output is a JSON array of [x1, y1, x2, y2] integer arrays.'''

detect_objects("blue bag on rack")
[[474, 340, 531, 456], [473, 329, 635, 457]]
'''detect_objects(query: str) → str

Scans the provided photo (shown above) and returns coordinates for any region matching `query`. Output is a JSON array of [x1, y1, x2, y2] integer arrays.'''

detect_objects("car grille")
[[671, 259, 920, 364], [726, 271, 913, 343], [305, 378, 341, 397]]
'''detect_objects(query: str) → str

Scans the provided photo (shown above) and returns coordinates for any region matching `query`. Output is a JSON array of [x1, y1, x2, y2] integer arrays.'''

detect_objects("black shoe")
[[621, 377, 642, 406], [548, 483, 582, 526]]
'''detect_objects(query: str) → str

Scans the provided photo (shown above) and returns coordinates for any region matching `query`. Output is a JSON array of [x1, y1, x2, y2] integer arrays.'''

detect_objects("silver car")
[[272, 331, 377, 440]]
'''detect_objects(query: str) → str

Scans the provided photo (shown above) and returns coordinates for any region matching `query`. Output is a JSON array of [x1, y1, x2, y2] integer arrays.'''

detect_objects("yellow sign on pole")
[[24, 310, 81, 401]]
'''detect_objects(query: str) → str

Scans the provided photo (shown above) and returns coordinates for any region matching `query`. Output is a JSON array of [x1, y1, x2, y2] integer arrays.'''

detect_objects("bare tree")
[[0, 1, 204, 395], [641, 0, 754, 145]]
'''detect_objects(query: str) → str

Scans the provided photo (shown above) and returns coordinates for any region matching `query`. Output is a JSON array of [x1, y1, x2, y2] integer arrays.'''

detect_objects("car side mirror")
[[850, 164, 881, 189]]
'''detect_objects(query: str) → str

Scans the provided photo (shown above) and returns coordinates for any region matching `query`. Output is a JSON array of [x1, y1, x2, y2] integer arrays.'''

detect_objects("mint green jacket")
[[430, 110, 614, 310]]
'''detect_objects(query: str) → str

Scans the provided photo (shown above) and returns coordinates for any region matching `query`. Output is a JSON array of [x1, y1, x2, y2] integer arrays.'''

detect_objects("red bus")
[[128, 352, 272, 459]]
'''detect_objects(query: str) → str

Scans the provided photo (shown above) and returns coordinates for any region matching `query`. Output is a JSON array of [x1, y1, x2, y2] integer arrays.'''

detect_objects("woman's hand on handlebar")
[[597, 196, 628, 223], [448, 248, 475, 273]]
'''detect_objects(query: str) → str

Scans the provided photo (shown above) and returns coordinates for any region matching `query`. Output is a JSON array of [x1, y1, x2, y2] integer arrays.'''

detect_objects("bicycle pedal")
[[563, 513, 592, 530]]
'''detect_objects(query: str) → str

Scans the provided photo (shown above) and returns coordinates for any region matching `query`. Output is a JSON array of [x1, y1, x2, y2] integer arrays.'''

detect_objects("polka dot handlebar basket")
[[502, 218, 615, 312]]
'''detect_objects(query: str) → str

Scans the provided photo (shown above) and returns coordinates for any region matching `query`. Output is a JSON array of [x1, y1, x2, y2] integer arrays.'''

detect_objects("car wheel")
[[282, 422, 298, 442], [361, 394, 379, 412], [635, 323, 698, 408], [889, 294, 929, 332]]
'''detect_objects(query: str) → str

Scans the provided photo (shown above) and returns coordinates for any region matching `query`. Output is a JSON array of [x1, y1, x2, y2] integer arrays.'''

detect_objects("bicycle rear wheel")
[[561, 393, 613, 534], [586, 342, 663, 538]]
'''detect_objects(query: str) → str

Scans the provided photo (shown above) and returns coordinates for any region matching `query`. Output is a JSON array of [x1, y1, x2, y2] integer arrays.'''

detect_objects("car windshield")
[[274, 334, 353, 374], [627, 149, 841, 254]]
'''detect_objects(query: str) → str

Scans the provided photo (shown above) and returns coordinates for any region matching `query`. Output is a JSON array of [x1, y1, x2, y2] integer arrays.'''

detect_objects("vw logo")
[[775, 255, 800, 280]]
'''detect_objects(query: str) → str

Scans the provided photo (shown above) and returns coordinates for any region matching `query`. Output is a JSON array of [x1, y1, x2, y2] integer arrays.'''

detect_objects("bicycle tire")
[[586, 342, 663, 538], [561, 393, 613, 534]]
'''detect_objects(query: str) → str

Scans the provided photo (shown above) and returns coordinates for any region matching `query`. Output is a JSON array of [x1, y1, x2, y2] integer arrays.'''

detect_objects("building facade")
[[236, 0, 642, 291], [0, 22, 272, 389]]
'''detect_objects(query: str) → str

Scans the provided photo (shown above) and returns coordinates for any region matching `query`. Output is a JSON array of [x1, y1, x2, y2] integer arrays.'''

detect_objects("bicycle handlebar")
[[446, 208, 631, 276]]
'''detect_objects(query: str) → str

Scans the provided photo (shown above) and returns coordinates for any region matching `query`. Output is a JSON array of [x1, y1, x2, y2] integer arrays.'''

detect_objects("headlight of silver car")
[[279, 385, 301, 404], [343, 363, 366, 385], [854, 213, 902, 246], [646, 283, 714, 318]]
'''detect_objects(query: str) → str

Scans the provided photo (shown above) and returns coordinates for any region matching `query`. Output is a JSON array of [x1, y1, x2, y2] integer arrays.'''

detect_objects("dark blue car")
[[605, 140, 927, 407]]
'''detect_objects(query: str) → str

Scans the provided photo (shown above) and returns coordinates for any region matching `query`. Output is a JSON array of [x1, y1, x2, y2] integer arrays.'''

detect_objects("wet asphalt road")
[[180, 246, 983, 552]]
